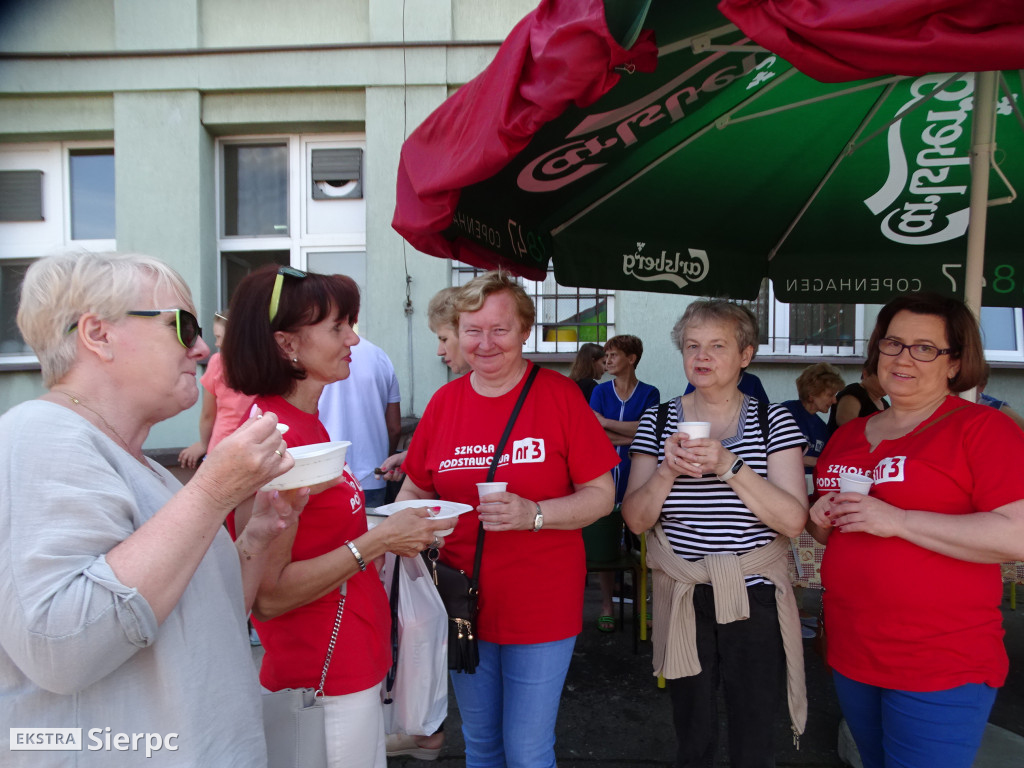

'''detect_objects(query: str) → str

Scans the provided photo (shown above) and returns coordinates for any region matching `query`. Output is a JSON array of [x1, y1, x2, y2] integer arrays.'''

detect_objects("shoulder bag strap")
[[315, 586, 346, 698], [470, 364, 541, 588], [655, 400, 671, 448], [757, 398, 769, 446]]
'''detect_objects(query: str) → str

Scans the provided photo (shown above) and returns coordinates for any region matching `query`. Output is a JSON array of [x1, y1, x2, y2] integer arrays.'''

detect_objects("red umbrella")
[[720, 0, 1024, 81], [394, 0, 657, 278]]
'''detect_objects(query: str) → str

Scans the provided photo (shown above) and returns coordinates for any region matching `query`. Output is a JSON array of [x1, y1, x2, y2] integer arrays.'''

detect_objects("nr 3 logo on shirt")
[[872, 456, 906, 485], [512, 437, 545, 464]]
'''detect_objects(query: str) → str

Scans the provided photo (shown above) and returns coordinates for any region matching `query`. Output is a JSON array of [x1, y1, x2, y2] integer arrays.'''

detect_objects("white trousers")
[[321, 682, 387, 768], [263, 682, 386, 768]]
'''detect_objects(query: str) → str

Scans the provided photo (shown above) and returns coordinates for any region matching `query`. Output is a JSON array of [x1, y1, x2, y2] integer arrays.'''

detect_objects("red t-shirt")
[[248, 395, 391, 696], [815, 396, 1024, 691], [403, 363, 619, 644]]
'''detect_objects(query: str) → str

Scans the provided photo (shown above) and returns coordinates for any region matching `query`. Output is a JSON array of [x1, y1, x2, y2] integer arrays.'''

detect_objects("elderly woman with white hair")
[[623, 299, 809, 768], [0, 252, 306, 766]]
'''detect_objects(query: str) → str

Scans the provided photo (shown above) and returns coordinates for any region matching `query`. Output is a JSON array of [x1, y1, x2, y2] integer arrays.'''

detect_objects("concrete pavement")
[[256, 581, 1024, 766]]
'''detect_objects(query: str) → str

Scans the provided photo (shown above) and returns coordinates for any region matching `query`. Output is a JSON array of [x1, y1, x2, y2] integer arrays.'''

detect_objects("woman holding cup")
[[623, 299, 809, 767], [396, 271, 618, 768], [809, 293, 1024, 768]]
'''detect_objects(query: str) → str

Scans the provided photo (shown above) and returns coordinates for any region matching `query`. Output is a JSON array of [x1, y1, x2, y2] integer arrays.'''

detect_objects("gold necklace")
[[54, 389, 135, 455]]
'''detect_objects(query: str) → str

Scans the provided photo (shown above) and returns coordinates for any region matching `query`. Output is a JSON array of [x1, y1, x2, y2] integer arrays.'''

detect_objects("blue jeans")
[[362, 487, 387, 509], [449, 637, 576, 768], [833, 671, 997, 768]]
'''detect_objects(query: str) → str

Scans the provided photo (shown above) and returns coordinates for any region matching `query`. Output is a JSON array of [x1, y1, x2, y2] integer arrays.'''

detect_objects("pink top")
[[200, 353, 255, 451]]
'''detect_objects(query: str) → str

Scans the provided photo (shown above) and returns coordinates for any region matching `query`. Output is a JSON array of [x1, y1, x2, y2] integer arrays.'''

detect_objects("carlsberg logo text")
[[622, 244, 709, 289], [864, 73, 997, 245]]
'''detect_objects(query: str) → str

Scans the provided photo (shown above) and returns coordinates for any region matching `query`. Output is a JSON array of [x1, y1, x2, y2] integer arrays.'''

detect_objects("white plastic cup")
[[476, 481, 508, 502], [838, 472, 873, 494], [677, 421, 711, 439]]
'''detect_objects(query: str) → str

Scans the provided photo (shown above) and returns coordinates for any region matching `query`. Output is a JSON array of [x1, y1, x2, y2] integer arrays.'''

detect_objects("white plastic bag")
[[380, 552, 448, 736]]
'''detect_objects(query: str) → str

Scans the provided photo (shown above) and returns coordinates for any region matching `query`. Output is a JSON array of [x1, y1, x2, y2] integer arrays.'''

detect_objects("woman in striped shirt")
[[623, 300, 808, 768]]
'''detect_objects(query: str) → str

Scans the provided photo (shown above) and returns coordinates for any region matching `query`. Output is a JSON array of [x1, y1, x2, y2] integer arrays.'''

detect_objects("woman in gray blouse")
[[0, 252, 305, 766]]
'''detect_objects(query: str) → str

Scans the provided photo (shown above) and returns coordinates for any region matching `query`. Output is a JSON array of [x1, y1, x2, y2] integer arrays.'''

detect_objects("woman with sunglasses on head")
[[222, 264, 449, 768], [0, 252, 306, 766], [809, 293, 1024, 768]]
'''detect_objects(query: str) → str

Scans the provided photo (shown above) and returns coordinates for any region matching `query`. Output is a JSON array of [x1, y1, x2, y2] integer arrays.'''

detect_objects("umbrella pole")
[[964, 71, 998, 317]]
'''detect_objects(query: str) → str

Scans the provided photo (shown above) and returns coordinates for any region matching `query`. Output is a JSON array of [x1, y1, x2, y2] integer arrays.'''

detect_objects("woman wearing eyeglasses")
[[0, 252, 306, 766], [222, 264, 449, 768], [809, 293, 1024, 768]]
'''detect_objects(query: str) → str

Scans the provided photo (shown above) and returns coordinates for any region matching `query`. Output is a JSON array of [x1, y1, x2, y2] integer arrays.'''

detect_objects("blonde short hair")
[[454, 271, 535, 333], [795, 362, 845, 402], [17, 251, 194, 387], [427, 286, 460, 333]]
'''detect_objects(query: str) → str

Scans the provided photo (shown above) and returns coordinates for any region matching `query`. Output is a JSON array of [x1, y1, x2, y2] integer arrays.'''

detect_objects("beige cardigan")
[[646, 526, 807, 740]]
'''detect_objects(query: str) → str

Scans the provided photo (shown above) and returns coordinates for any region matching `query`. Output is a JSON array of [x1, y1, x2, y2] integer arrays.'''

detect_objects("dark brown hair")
[[222, 265, 360, 396], [864, 292, 984, 393], [604, 334, 645, 368], [569, 342, 605, 381]]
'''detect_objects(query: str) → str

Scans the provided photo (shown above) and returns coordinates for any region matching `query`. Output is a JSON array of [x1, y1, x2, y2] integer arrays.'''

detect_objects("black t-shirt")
[[825, 382, 888, 437]]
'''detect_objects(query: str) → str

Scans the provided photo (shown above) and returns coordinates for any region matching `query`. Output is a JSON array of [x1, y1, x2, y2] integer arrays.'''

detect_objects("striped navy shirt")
[[630, 396, 805, 586]]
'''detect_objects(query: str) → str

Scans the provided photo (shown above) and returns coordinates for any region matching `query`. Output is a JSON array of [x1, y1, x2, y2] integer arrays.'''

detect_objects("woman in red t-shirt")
[[809, 293, 1024, 768], [398, 271, 618, 768], [222, 265, 450, 768]]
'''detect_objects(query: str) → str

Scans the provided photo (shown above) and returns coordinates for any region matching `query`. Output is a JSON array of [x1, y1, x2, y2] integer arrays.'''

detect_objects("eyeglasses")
[[877, 337, 952, 363], [269, 266, 307, 322], [67, 308, 202, 349], [126, 309, 203, 349]]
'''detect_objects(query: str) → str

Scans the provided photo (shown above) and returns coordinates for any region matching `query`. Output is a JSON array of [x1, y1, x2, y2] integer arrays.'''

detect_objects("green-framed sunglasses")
[[269, 266, 307, 322], [67, 308, 203, 349]]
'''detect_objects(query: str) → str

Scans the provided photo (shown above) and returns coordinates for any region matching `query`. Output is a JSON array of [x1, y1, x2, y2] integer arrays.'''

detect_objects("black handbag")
[[424, 364, 539, 673]]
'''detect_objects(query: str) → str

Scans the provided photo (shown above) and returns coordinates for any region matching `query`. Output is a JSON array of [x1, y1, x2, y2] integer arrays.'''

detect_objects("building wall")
[[0, 0, 521, 448], [2, 0, 1023, 451]]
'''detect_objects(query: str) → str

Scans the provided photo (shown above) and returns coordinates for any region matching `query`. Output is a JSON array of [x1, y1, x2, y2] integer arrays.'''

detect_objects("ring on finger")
[[274, 449, 283, 457]]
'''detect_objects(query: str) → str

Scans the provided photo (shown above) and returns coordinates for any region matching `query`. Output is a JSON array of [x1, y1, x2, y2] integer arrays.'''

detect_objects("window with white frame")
[[0, 142, 115, 361], [451, 263, 614, 354], [980, 307, 1024, 363], [741, 280, 1023, 363], [739, 279, 864, 357], [216, 134, 366, 308]]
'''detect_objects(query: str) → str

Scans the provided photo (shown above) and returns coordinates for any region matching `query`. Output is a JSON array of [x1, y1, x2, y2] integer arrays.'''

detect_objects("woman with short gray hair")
[[624, 298, 809, 767]]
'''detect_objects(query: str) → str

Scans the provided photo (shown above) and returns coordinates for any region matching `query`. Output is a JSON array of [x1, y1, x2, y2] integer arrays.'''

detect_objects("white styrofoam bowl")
[[367, 499, 474, 536], [260, 440, 351, 491]]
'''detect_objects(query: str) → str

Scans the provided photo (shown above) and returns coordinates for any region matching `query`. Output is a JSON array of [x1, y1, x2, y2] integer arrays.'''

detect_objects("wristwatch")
[[717, 457, 744, 482], [532, 502, 544, 532]]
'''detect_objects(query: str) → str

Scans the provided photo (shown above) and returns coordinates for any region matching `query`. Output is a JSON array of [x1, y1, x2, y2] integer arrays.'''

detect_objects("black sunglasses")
[[126, 309, 203, 349], [68, 308, 203, 349]]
